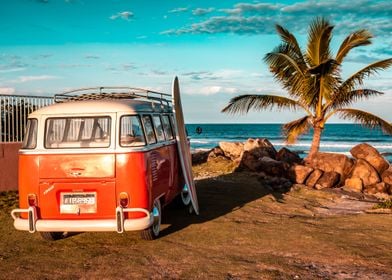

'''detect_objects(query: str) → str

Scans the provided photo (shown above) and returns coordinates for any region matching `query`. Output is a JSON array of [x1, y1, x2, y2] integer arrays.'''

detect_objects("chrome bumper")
[[11, 206, 153, 233]]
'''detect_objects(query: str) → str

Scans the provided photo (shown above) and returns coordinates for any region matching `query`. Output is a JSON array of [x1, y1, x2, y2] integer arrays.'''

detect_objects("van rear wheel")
[[40, 232, 64, 241], [141, 199, 161, 240]]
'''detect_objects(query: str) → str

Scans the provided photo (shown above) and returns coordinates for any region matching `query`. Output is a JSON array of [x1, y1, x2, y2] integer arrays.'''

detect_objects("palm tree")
[[222, 17, 392, 160]]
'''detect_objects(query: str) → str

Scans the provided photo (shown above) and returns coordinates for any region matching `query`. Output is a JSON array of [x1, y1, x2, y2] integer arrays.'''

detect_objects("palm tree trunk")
[[307, 125, 323, 161]]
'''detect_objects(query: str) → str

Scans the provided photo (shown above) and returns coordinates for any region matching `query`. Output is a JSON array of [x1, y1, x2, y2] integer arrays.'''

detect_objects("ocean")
[[186, 123, 392, 162]]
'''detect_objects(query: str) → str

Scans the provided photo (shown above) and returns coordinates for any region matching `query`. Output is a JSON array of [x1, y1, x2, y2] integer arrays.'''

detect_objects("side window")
[[152, 115, 165, 142], [120, 115, 146, 147], [141, 115, 156, 145], [161, 115, 174, 140], [22, 119, 38, 149]]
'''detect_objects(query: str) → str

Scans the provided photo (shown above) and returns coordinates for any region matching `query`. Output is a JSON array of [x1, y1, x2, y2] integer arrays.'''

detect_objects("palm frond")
[[283, 115, 311, 143], [306, 17, 333, 66], [340, 58, 392, 93], [336, 30, 373, 63], [275, 24, 306, 70], [328, 89, 384, 110], [221, 95, 304, 115], [336, 108, 392, 134]]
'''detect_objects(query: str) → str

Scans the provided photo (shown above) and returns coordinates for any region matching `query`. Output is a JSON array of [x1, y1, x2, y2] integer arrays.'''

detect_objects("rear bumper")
[[11, 206, 153, 233]]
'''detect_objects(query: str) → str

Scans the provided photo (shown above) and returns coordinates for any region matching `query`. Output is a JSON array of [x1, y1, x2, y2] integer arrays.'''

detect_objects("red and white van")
[[11, 87, 193, 240]]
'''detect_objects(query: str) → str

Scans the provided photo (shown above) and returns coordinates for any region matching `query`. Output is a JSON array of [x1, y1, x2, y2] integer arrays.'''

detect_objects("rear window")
[[22, 119, 38, 149], [120, 115, 146, 147], [45, 116, 111, 149]]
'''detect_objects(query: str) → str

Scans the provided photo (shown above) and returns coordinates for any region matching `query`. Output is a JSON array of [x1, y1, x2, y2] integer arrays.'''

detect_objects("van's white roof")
[[30, 99, 172, 116]]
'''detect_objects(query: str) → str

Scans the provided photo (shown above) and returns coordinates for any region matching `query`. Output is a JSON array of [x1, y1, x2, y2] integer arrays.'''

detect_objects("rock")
[[243, 138, 277, 159], [307, 152, 354, 185], [381, 166, 392, 185], [259, 157, 288, 177], [289, 165, 313, 184], [240, 154, 288, 176], [343, 177, 363, 193], [305, 169, 323, 188], [350, 143, 389, 174], [219, 142, 244, 161], [192, 150, 210, 165], [351, 159, 380, 186], [207, 147, 226, 161], [239, 151, 262, 171], [276, 147, 303, 165], [363, 182, 388, 194], [314, 171, 340, 189]]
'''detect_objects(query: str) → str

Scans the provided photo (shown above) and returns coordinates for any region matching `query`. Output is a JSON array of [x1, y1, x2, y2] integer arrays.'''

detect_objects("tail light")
[[27, 194, 37, 207], [119, 192, 129, 208]]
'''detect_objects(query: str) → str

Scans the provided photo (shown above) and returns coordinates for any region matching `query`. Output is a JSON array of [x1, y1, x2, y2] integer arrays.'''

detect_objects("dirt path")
[[1, 172, 391, 279]]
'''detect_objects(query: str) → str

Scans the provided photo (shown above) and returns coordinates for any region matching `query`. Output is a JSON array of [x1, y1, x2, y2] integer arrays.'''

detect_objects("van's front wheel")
[[141, 199, 161, 240], [40, 232, 64, 241]]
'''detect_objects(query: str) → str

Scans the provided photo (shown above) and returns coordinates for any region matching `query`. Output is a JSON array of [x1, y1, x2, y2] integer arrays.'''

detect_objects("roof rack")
[[54, 87, 172, 108]]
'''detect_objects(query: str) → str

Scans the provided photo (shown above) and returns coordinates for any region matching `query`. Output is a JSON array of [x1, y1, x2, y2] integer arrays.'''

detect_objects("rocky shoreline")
[[192, 138, 392, 200]]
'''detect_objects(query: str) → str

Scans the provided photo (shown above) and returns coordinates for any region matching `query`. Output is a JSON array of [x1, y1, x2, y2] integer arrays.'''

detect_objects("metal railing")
[[0, 94, 54, 143]]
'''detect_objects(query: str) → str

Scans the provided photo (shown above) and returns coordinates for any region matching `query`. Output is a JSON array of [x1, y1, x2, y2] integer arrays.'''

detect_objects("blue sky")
[[0, 0, 391, 123]]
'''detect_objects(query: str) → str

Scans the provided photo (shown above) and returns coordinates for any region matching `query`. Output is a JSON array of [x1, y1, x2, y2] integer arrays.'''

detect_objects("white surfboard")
[[172, 77, 199, 215]]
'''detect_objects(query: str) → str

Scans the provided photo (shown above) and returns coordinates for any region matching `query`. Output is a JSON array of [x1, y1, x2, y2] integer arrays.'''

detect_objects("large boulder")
[[258, 157, 288, 177], [314, 171, 340, 189], [207, 147, 226, 161], [363, 182, 388, 194], [240, 154, 287, 176], [243, 138, 277, 159], [307, 152, 354, 185], [305, 169, 323, 188], [350, 143, 389, 174], [381, 166, 392, 186], [351, 159, 380, 186], [343, 177, 363, 193], [289, 165, 313, 184], [276, 147, 303, 165], [219, 142, 244, 161], [191, 150, 210, 165]]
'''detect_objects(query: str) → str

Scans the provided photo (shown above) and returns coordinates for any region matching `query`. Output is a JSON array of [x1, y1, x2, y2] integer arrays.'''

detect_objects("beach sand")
[[0, 162, 391, 279]]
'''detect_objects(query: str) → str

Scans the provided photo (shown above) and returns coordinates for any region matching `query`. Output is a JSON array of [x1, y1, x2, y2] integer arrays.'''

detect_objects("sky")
[[0, 0, 391, 123]]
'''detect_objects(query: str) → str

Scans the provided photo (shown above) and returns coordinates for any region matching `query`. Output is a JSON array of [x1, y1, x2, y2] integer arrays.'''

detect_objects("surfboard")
[[172, 77, 199, 215]]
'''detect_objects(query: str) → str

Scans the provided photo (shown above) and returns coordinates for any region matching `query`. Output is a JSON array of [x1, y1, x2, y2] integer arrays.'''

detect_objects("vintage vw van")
[[11, 87, 192, 240]]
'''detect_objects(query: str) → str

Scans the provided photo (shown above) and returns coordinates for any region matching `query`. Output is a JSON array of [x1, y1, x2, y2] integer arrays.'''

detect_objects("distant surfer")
[[196, 126, 202, 134]]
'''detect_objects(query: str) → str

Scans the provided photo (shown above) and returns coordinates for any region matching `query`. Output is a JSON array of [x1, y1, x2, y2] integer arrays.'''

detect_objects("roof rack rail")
[[54, 86, 172, 108]]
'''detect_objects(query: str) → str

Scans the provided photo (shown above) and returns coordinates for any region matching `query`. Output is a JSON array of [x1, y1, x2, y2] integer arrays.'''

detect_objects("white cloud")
[[186, 85, 239, 96], [192, 8, 214, 16], [0, 68, 26, 73], [17, 75, 59, 83], [0, 87, 16, 95], [163, 0, 392, 38], [110, 11, 134, 21], [169, 7, 188, 13]]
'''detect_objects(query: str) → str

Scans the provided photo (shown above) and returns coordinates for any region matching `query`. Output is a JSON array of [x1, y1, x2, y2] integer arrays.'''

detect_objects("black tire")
[[141, 199, 161, 240], [40, 232, 64, 241], [172, 184, 191, 209]]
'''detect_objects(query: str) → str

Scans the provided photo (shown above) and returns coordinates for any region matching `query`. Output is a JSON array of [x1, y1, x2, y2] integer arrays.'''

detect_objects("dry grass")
[[1, 168, 392, 279]]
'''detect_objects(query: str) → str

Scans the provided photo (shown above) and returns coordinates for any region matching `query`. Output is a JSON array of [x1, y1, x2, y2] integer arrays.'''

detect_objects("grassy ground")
[[1, 163, 391, 279]]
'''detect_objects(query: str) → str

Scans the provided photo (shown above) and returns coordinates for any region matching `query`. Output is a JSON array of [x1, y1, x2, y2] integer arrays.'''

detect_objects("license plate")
[[60, 192, 97, 214]]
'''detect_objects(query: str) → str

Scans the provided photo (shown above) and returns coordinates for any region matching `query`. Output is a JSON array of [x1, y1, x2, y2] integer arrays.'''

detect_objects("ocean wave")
[[190, 139, 210, 144], [271, 142, 392, 149]]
